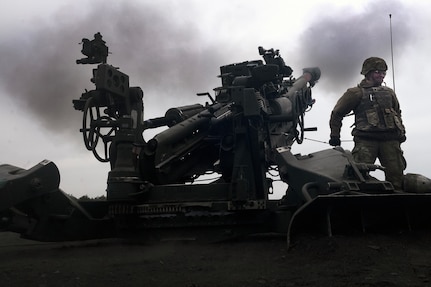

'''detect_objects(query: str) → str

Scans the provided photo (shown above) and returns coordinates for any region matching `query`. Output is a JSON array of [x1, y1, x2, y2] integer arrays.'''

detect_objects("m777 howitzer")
[[2, 33, 431, 244]]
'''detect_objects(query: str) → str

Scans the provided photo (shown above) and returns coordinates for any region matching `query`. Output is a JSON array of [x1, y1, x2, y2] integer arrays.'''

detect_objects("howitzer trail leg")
[[0, 161, 115, 241]]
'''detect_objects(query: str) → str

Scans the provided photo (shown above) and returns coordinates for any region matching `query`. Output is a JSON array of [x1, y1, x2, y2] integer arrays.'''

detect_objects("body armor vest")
[[354, 86, 401, 132]]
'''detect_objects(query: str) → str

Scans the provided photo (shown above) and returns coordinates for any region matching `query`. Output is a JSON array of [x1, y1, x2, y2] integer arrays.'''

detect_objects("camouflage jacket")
[[330, 79, 405, 141]]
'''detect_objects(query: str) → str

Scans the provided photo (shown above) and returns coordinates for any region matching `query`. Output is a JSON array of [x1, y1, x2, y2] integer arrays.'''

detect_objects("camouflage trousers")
[[352, 139, 406, 190]]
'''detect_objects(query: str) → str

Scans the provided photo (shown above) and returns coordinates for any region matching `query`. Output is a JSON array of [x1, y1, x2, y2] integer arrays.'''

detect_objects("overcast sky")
[[2, 0, 431, 198]]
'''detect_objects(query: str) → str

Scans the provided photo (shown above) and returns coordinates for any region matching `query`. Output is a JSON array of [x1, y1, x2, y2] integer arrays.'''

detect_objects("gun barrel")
[[148, 103, 224, 152], [284, 67, 321, 98]]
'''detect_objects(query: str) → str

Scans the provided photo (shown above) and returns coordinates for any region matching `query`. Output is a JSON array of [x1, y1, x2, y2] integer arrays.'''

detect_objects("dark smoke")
[[0, 2, 227, 140], [297, 0, 413, 95], [0, 0, 417, 142]]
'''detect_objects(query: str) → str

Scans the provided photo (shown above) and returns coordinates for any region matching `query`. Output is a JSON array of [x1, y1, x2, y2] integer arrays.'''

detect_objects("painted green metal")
[[1, 34, 431, 243]]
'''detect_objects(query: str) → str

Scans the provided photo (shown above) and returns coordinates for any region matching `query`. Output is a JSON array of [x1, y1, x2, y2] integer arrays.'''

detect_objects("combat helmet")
[[361, 57, 388, 75]]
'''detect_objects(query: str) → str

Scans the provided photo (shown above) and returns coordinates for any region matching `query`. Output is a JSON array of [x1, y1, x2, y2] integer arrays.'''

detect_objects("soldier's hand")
[[329, 136, 341, 146]]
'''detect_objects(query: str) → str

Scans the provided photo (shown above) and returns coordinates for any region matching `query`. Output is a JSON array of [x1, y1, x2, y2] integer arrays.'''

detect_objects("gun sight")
[[76, 32, 109, 65]]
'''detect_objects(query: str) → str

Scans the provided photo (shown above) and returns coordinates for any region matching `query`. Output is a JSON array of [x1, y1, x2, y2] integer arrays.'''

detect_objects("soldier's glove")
[[329, 136, 341, 146]]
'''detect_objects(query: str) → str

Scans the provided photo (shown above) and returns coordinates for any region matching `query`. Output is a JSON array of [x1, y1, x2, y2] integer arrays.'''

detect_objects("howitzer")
[[2, 34, 431, 244]]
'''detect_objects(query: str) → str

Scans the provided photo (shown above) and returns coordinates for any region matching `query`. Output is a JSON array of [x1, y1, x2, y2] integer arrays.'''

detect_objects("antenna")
[[389, 14, 396, 92]]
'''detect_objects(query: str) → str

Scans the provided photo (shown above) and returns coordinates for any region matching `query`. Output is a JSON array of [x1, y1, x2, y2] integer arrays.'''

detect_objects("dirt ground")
[[1, 229, 431, 287]]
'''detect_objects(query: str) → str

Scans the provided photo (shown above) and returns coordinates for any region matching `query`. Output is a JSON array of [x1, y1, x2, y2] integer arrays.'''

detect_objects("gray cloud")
[[0, 2, 226, 139], [0, 0, 417, 141], [297, 0, 413, 94]]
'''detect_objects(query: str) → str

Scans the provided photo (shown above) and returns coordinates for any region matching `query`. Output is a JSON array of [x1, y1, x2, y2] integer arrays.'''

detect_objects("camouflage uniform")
[[329, 58, 406, 190]]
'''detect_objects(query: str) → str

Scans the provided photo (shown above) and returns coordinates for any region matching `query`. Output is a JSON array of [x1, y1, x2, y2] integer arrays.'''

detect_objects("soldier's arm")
[[391, 91, 407, 139], [329, 88, 361, 137], [392, 93, 402, 116]]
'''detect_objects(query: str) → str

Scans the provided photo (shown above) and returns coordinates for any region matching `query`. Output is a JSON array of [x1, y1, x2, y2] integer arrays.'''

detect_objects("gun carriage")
[[2, 34, 431, 244]]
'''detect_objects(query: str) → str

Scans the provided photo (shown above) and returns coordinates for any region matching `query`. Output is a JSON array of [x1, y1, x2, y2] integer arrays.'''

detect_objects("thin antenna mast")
[[389, 14, 396, 92]]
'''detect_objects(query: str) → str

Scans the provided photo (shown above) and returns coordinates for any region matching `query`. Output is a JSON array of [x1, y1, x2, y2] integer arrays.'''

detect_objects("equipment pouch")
[[365, 109, 379, 127], [383, 108, 396, 129]]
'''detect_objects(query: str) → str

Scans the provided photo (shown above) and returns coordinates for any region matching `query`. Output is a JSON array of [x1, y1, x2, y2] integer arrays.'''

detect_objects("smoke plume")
[[0, 0, 417, 142], [297, 0, 413, 94], [0, 1, 227, 139]]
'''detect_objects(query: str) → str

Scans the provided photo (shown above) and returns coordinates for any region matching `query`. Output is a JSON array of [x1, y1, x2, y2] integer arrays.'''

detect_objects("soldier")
[[329, 57, 406, 190]]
